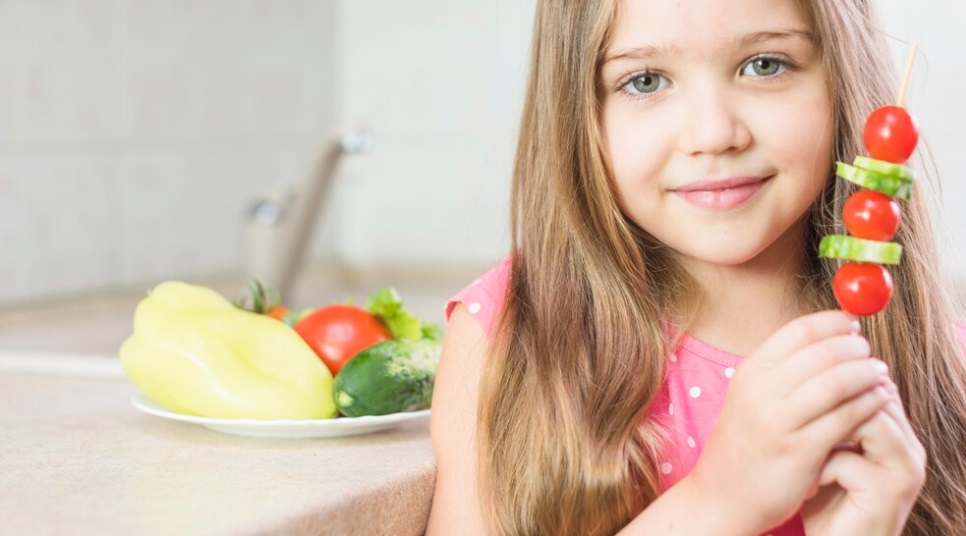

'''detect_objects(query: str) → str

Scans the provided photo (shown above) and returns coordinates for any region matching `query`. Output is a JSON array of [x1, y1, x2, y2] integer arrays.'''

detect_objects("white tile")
[[340, 1, 502, 136], [114, 149, 323, 287], [122, 0, 339, 142], [336, 1, 526, 268], [0, 156, 117, 303], [337, 131, 511, 266], [115, 154, 239, 285], [0, 174, 37, 302], [0, 0, 123, 144]]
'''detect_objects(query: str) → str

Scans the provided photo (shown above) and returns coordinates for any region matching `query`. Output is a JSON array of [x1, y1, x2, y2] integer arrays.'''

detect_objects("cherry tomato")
[[832, 262, 893, 316], [294, 304, 392, 375], [265, 305, 289, 320], [842, 190, 901, 241], [863, 105, 919, 163]]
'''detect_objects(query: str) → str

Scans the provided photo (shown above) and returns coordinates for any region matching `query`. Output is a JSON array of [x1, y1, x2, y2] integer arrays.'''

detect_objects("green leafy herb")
[[421, 322, 444, 342], [367, 288, 423, 341]]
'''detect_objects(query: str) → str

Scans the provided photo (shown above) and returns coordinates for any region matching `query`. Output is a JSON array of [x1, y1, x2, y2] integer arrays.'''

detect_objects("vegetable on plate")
[[333, 339, 442, 417], [294, 287, 433, 376], [294, 304, 393, 376], [120, 281, 337, 420]]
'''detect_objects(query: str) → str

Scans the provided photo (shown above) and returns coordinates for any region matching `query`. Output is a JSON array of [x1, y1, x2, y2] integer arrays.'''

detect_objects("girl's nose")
[[678, 86, 752, 156]]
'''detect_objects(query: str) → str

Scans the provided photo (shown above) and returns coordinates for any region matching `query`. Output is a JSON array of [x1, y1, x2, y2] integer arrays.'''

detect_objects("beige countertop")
[[0, 354, 436, 536]]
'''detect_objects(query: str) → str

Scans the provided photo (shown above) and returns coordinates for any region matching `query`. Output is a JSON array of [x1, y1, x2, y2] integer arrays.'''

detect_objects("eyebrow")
[[602, 29, 815, 65]]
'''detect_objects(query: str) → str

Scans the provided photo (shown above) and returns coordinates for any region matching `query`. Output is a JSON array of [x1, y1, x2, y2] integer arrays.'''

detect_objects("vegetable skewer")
[[820, 45, 920, 316]]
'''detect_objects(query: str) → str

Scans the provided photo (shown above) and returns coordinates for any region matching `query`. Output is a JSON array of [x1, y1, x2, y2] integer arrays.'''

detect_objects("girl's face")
[[600, 0, 833, 271]]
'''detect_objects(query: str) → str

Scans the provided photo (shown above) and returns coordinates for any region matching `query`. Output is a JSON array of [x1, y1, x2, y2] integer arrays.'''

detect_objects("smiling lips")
[[672, 176, 770, 210]]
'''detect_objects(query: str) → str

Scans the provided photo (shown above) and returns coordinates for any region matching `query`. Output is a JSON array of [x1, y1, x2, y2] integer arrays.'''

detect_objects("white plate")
[[131, 393, 430, 439]]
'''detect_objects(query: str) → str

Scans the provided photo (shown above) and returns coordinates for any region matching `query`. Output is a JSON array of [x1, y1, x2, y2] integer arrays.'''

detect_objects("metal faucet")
[[245, 129, 372, 298]]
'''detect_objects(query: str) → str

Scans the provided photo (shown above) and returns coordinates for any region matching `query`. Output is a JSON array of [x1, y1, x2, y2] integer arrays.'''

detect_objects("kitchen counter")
[[0, 353, 436, 536]]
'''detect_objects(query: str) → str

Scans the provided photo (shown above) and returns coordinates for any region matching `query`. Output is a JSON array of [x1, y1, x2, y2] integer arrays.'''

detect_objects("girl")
[[427, 0, 966, 534]]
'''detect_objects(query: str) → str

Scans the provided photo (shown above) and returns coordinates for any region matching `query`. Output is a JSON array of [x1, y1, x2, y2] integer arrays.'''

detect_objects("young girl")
[[427, 0, 966, 534]]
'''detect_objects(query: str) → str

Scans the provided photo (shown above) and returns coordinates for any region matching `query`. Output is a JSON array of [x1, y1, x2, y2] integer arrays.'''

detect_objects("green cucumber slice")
[[819, 235, 903, 265], [835, 163, 913, 200], [853, 156, 916, 182]]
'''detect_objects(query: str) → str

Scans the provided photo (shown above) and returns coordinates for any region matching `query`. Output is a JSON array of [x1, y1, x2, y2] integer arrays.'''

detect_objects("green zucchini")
[[852, 156, 917, 182], [332, 339, 441, 417], [835, 162, 913, 200], [819, 235, 903, 265]]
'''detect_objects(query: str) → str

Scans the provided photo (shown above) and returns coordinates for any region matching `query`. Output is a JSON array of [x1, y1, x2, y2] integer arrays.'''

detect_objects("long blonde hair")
[[476, 0, 966, 534]]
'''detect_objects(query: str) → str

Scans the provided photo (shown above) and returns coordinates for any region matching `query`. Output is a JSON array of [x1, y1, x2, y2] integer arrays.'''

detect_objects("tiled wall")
[[0, 0, 963, 307], [0, 1, 530, 306], [333, 0, 528, 267], [0, 1, 341, 305]]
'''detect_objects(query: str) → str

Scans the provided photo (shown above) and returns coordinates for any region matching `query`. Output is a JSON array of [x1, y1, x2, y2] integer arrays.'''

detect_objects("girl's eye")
[[622, 73, 670, 96], [741, 56, 786, 77]]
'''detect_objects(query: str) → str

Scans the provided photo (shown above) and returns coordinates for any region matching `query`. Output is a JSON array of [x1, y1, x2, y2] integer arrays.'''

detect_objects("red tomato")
[[266, 306, 289, 320], [832, 262, 893, 316], [294, 305, 392, 375], [863, 106, 919, 163], [842, 190, 901, 241]]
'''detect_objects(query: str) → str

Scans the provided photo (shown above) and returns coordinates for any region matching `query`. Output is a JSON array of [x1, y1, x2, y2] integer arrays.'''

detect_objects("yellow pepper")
[[120, 281, 337, 420]]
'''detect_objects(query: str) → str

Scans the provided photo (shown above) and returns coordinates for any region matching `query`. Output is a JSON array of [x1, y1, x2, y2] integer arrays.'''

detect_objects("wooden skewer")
[[896, 44, 918, 108]]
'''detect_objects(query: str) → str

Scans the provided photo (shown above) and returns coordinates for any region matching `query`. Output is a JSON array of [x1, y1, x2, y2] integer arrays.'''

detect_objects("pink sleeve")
[[444, 255, 512, 337]]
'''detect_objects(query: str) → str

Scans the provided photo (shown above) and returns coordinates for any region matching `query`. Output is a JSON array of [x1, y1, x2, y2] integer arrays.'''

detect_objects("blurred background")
[[0, 0, 962, 313]]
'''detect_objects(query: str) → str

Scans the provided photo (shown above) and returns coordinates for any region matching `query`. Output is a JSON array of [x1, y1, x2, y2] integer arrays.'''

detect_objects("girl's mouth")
[[671, 176, 771, 210]]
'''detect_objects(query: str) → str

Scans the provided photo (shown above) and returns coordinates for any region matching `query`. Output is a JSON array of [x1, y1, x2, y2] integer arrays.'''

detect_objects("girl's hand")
[[802, 381, 927, 536], [687, 311, 892, 534]]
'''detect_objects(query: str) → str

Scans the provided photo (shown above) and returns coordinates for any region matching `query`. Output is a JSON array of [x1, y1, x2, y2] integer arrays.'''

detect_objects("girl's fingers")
[[750, 310, 858, 368], [776, 334, 872, 395], [880, 380, 921, 450], [850, 410, 907, 464], [845, 408, 926, 501], [864, 395, 926, 468], [786, 358, 889, 428], [817, 449, 876, 490], [797, 385, 891, 452], [807, 413, 925, 536]]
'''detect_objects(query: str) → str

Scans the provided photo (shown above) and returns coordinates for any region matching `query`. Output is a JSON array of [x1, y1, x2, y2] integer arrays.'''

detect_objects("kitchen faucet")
[[245, 129, 372, 299]]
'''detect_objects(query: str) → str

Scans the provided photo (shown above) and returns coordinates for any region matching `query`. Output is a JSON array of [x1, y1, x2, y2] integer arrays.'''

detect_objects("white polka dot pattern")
[[468, 302, 482, 314], [689, 386, 702, 398], [660, 462, 673, 475], [724, 367, 735, 378]]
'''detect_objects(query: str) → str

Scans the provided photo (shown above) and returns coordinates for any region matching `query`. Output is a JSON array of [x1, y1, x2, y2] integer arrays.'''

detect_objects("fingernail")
[[873, 359, 889, 375], [850, 319, 861, 335]]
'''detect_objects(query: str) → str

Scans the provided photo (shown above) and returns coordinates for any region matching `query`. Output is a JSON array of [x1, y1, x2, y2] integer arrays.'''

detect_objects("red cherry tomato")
[[842, 190, 901, 241], [832, 262, 893, 316], [863, 105, 919, 163], [294, 304, 392, 375], [266, 305, 289, 320]]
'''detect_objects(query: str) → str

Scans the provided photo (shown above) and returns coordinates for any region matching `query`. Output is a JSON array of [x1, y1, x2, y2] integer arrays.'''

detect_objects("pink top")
[[445, 256, 966, 536]]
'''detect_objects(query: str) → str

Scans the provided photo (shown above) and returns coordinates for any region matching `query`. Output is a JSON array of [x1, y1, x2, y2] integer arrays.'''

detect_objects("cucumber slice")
[[835, 163, 913, 200], [853, 156, 916, 182], [819, 235, 903, 265]]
